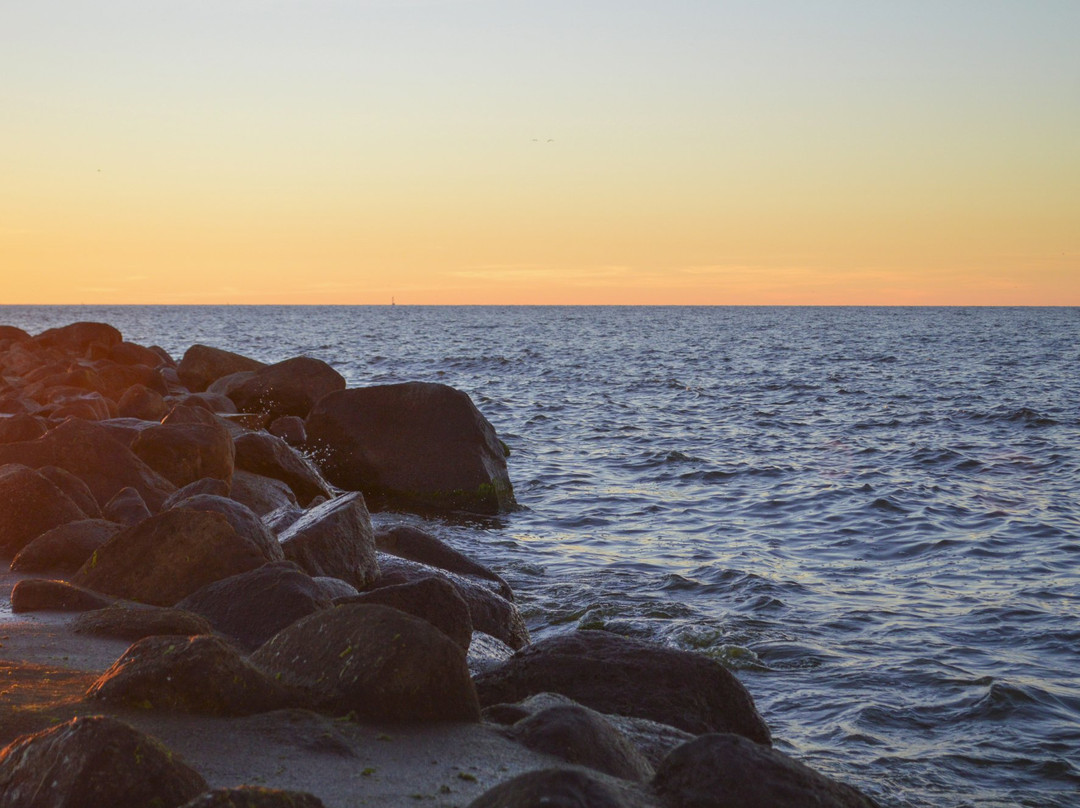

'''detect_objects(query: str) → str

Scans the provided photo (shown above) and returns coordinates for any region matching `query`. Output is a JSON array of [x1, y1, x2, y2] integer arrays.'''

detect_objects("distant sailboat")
[[391, 297, 395, 307]]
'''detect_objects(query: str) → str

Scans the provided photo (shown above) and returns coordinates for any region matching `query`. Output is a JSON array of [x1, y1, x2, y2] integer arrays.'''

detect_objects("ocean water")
[[3, 305, 1079, 807]]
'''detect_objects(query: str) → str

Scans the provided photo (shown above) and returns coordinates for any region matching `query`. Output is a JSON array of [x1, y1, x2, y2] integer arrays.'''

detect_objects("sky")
[[2, 0, 1078, 305]]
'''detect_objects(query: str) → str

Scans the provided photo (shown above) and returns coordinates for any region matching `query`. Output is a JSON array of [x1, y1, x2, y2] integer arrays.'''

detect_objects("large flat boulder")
[[73, 509, 276, 606], [227, 356, 346, 421], [33, 321, 123, 355], [473, 630, 771, 744], [0, 715, 207, 808], [305, 382, 515, 515], [252, 603, 480, 722], [178, 344, 265, 393]]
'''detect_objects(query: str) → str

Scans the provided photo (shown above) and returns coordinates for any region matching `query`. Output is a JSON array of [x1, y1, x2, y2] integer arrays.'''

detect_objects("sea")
[[2, 305, 1078, 807]]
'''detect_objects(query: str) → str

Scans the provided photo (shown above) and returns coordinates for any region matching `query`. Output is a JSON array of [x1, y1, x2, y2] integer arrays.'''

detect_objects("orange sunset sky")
[[2, 1, 1078, 305]]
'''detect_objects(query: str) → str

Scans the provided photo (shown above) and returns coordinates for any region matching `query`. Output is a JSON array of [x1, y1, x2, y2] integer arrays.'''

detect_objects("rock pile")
[[0, 320, 879, 807]]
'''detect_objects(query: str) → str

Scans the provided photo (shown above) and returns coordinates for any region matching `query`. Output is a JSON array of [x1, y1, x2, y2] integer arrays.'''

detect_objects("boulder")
[[0, 325, 31, 343], [178, 344, 265, 392], [34, 321, 123, 355], [0, 414, 45, 444], [102, 486, 152, 526], [269, 415, 307, 446], [312, 576, 359, 600], [473, 631, 771, 744], [234, 431, 332, 506], [169, 494, 283, 562], [176, 561, 332, 651], [206, 370, 257, 398], [375, 523, 512, 599], [652, 733, 880, 808], [162, 477, 232, 509], [468, 631, 516, 677], [340, 575, 473, 650], [227, 356, 346, 421], [277, 493, 378, 589], [74, 605, 214, 641], [95, 360, 169, 399], [305, 382, 515, 514], [108, 340, 166, 368], [511, 703, 655, 782], [10, 518, 122, 574], [132, 417, 235, 489], [0, 418, 176, 510], [73, 509, 277, 606], [46, 391, 114, 421], [263, 503, 304, 535], [10, 578, 116, 612], [0, 715, 207, 808], [87, 634, 297, 716], [179, 788, 326, 808], [37, 465, 102, 518], [465, 768, 654, 808], [252, 603, 480, 722], [116, 383, 168, 421], [172, 392, 239, 414], [0, 463, 87, 554], [373, 555, 529, 649], [229, 469, 298, 516]]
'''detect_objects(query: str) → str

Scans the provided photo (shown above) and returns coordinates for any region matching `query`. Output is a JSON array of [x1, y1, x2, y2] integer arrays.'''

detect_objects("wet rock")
[[176, 561, 332, 651], [305, 381, 515, 515], [312, 576, 359, 600], [172, 391, 239, 414], [0, 715, 207, 808], [178, 344, 265, 392], [0, 418, 176, 510], [73, 509, 276, 606], [87, 634, 296, 716], [179, 787, 326, 808], [234, 431, 333, 506], [474, 630, 771, 744], [652, 733, 880, 808], [108, 340, 167, 368], [511, 703, 655, 782], [468, 631, 516, 677], [252, 603, 480, 722], [34, 321, 123, 355], [117, 383, 168, 421], [229, 468, 298, 516], [102, 486, 152, 526], [38, 465, 103, 518], [10, 518, 122, 574], [10, 578, 116, 613], [206, 370, 257, 398], [269, 415, 307, 446], [0, 463, 87, 555], [169, 494, 283, 562], [46, 390, 114, 421], [132, 413, 235, 488], [263, 503, 304, 534], [162, 477, 232, 509], [340, 574, 473, 650], [375, 523, 513, 599], [465, 768, 655, 808], [227, 355, 346, 421], [374, 555, 529, 649], [277, 492, 378, 589], [0, 414, 46, 444], [74, 605, 215, 641]]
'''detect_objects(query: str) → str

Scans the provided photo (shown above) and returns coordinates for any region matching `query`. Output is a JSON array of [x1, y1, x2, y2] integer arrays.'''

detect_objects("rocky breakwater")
[[0, 320, 879, 808]]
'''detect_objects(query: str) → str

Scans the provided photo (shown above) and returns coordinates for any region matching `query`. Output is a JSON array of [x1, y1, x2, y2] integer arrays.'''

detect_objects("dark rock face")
[[34, 321, 123, 355], [0, 715, 207, 808], [341, 575, 473, 650], [227, 356, 346, 421], [102, 486, 152, 526], [178, 344, 265, 393], [473, 630, 771, 744], [0, 463, 87, 554], [0, 418, 176, 510], [132, 418, 236, 488], [162, 477, 232, 509], [269, 415, 307, 446], [10, 519, 122, 574], [179, 787, 327, 808], [87, 634, 297, 716], [228, 469, 298, 516], [277, 493, 378, 589], [176, 561, 333, 651], [234, 431, 332, 506], [251, 603, 480, 722], [73, 509, 276, 606], [116, 383, 168, 421], [374, 555, 529, 650], [169, 494, 283, 563], [74, 606, 214, 641], [652, 733, 880, 808], [37, 465, 102, 518], [0, 414, 46, 444], [305, 382, 515, 515], [512, 703, 656, 782], [108, 340, 166, 368], [10, 578, 116, 613], [465, 768, 653, 808], [375, 524, 513, 599]]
